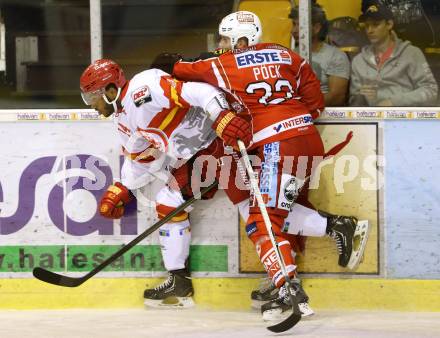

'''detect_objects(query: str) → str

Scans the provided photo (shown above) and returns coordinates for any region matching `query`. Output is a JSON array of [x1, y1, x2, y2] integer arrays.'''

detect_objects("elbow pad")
[[205, 93, 229, 121]]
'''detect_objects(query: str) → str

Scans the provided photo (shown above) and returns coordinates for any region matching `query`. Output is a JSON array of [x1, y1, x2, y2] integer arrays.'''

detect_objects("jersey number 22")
[[246, 79, 295, 106]]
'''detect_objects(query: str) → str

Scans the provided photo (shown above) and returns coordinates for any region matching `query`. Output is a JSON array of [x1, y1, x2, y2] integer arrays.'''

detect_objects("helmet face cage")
[[80, 59, 126, 105], [81, 88, 105, 106], [219, 11, 262, 48]]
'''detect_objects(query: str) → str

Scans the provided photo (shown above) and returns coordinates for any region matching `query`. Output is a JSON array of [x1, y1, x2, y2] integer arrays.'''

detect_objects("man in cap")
[[350, 3, 437, 106]]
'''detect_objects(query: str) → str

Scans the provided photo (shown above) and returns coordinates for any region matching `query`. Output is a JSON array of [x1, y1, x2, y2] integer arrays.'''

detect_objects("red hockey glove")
[[212, 110, 252, 149], [99, 182, 133, 219]]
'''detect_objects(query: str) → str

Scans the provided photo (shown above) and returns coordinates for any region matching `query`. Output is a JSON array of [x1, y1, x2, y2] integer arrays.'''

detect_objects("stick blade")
[[266, 290, 302, 333], [266, 310, 301, 333], [347, 220, 370, 270], [33, 267, 84, 287]]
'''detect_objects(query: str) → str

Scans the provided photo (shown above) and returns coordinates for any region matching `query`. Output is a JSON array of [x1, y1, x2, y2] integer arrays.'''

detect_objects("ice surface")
[[0, 308, 439, 338]]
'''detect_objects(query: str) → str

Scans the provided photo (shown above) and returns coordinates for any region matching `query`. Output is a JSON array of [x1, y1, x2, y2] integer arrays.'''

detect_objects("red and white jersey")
[[173, 43, 325, 147], [116, 68, 219, 189]]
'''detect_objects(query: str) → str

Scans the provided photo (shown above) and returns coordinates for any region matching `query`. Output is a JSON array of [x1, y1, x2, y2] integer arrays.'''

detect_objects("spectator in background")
[[290, 3, 350, 106], [350, 4, 438, 106]]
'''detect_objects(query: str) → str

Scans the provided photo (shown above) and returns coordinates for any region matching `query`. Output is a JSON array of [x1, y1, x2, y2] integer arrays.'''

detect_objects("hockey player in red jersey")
[[171, 11, 370, 320], [80, 58, 252, 308]]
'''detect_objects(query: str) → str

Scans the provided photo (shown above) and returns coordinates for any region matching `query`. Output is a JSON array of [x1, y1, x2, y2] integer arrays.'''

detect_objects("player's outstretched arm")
[[179, 81, 252, 149]]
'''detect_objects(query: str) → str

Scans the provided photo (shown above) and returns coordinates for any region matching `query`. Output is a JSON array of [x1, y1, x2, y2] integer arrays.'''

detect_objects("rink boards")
[[0, 277, 439, 312], [0, 108, 439, 311]]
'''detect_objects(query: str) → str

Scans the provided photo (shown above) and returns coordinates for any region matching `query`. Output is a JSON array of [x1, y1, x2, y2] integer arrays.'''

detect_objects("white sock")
[[282, 204, 327, 237]]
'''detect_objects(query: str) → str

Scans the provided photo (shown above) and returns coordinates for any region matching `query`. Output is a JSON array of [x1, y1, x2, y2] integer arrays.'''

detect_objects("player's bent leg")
[[281, 203, 328, 237], [281, 204, 370, 270], [250, 234, 306, 313], [246, 213, 296, 285], [250, 233, 313, 317], [252, 236, 296, 288], [144, 187, 194, 308], [242, 198, 311, 316], [246, 213, 313, 318], [143, 217, 194, 308]]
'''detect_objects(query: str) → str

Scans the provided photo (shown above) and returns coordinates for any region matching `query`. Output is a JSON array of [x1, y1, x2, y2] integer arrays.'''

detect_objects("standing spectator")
[[290, 3, 351, 106], [350, 4, 438, 106]]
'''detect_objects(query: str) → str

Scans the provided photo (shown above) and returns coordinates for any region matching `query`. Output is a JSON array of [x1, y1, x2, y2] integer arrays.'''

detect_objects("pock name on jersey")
[[235, 49, 292, 81]]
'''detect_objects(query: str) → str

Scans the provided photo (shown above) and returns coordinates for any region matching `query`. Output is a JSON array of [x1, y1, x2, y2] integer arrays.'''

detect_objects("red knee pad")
[[255, 236, 297, 288], [246, 215, 297, 288], [246, 210, 306, 254]]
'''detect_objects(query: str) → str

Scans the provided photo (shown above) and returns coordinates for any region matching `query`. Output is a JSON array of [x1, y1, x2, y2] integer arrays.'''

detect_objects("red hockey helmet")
[[80, 59, 126, 105]]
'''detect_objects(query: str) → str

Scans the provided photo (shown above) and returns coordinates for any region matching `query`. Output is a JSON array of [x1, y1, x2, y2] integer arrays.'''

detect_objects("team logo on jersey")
[[132, 85, 152, 107], [235, 49, 292, 68]]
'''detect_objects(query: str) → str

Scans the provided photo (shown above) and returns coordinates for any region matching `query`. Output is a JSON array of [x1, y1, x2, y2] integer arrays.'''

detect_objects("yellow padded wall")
[[238, 0, 292, 47], [237, 0, 362, 48], [315, 0, 362, 19]]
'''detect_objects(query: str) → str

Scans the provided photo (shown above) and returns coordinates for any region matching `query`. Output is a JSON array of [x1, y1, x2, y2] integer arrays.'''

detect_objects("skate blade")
[[298, 302, 315, 318], [251, 299, 265, 310], [263, 302, 313, 321], [263, 308, 286, 322], [144, 296, 195, 309], [347, 220, 370, 270], [251, 298, 279, 310]]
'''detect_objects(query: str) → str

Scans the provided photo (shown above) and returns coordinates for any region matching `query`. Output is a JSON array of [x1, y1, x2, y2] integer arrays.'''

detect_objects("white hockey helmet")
[[218, 11, 262, 48]]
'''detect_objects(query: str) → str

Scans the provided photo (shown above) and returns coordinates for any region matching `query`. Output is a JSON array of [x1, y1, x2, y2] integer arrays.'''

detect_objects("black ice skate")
[[320, 210, 370, 270], [260, 280, 314, 319], [143, 269, 194, 308], [250, 278, 279, 309]]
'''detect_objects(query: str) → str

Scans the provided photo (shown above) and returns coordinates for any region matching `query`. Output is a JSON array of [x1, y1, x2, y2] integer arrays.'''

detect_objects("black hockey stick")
[[237, 140, 301, 333], [33, 180, 218, 287]]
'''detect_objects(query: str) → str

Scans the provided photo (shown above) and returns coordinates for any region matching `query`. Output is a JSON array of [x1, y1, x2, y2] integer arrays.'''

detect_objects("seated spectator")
[[350, 4, 438, 106], [290, 3, 350, 106]]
